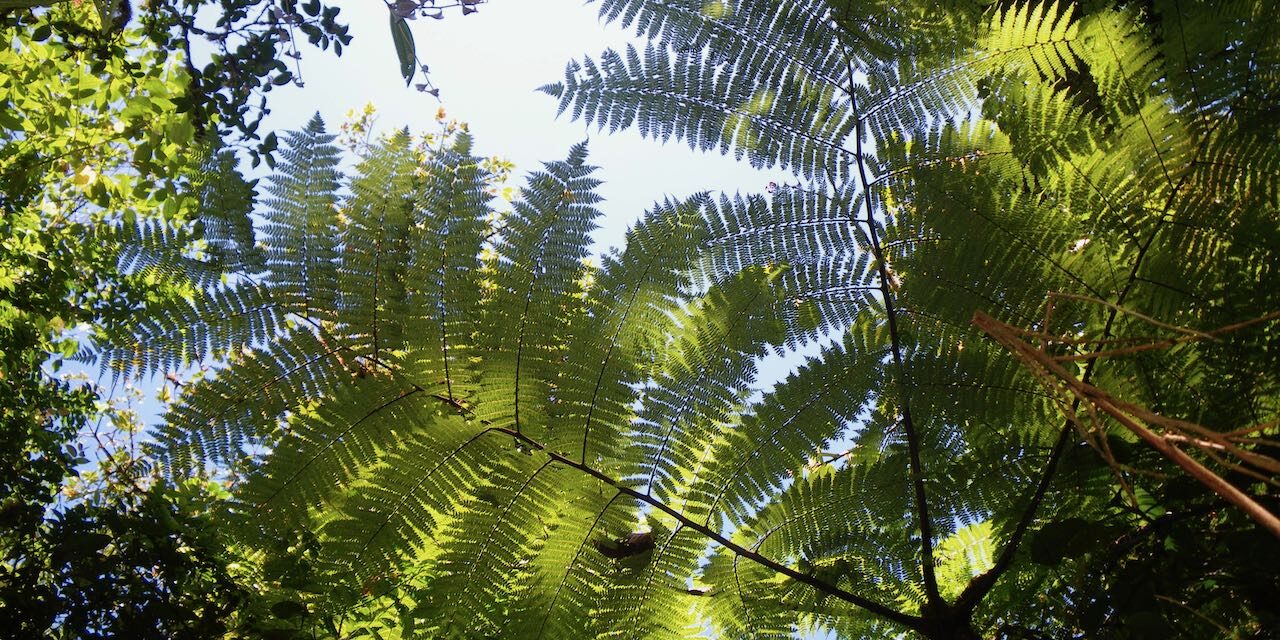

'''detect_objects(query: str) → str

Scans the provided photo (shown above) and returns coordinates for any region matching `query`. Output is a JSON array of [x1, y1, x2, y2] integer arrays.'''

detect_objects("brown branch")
[[488, 426, 925, 631], [843, 46, 944, 610], [1047, 308, 1280, 363], [973, 310, 1280, 538]]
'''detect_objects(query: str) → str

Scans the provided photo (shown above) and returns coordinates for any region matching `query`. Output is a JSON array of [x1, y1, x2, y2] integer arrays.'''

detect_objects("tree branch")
[[955, 120, 1218, 609], [974, 310, 1280, 538], [954, 420, 1073, 613], [490, 425, 926, 632], [842, 46, 943, 608]]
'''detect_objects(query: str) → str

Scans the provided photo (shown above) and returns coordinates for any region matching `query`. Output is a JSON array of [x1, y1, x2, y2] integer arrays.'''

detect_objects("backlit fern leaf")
[[470, 141, 602, 439], [98, 281, 283, 384], [262, 113, 343, 322], [190, 148, 264, 274], [544, 42, 854, 180], [400, 133, 491, 400], [92, 147, 270, 382], [158, 328, 348, 473], [146, 2, 1280, 637], [339, 131, 419, 361]]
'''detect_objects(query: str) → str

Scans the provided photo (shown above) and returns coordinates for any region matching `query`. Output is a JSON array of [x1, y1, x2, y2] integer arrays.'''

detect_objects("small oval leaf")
[[389, 13, 415, 86]]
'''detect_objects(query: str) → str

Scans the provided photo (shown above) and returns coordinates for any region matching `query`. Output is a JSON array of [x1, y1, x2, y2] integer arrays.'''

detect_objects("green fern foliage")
[[543, 0, 1278, 635], [263, 114, 344, 323], [141, 1, 1280, 638]]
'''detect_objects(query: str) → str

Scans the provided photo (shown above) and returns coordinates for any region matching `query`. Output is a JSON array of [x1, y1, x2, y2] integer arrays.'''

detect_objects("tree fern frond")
[[471, 142, 602, 439], [622, 265, 791, 501], [262, 113, 343, 322], [402, 454, 565, 636], [97, 281, 284, 382], [106, 217, 220, 290], [985, 1, 1078, 80], [550, 195, 710, 461], [697, 187, 873, 344], [320, 413, 506, 579], [400, 133, 492, 401], [593, 523, 705, 639], [190, 148, 264, 274], [686, 319, 887, 528], [1075, 8, 1163, 111], [337, 132, 419, 361], [145, 3, 1280, 635], [597, 0, 848, 85], [238, 377, 430, 526], [858, 1, 1080, 144], [702, 462, 919, 633], [544, 43, 854, 180], [158, 328, 349, 473]]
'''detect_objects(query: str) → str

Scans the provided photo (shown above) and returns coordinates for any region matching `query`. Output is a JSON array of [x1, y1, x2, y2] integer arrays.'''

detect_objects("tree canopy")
[[2, 0, 1278, 639]]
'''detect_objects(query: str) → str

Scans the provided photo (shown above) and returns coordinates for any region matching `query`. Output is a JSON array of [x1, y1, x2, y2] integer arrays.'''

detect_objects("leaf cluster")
[[0, 10, 293, 637]]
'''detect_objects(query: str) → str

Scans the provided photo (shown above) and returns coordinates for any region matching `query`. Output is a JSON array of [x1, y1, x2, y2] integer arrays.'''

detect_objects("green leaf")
[[271, 600, 309, 619], [389, 13, 415, 86], [0, 0, 60, 8]]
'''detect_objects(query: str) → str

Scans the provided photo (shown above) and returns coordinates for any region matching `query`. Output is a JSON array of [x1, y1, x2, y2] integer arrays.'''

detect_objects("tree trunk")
[[917, 613, 983, 640]]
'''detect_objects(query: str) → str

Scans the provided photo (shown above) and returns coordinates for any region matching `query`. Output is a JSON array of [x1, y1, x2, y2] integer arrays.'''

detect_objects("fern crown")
[[125, 1, 1280, 637]]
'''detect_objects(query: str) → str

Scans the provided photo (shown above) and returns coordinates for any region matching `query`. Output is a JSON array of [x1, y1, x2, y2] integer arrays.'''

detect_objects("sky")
[[260, 0, 788, 254], [252, 0, 817, 386]]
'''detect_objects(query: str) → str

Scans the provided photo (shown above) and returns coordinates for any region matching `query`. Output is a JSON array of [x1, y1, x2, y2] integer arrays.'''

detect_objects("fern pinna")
[[137, 0, 1280, 638]]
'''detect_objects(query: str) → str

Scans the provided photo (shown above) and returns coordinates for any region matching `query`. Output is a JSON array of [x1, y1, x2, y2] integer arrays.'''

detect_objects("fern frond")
[[550, 195, 710, 461], [337, 132, 419, 361], [701, 462, 918, 632], [698, 187, 873, 344], [190, 148, 264, 274], [147, 4, 1280, 635], [158, 328, 349, 473], [399, 133, 492, 400], [859, 1, 1080, 143], [319, 409, 504, 579], [596, 0, 849, 89], [684, 320, 886, 528], [262, 113, 343, 322], [544, 43, 854, 180], [242, 377, 428, 512], [97, 281, 284, 382], [622, 265, 788, 501], [592, 522, 705, 639], [471, 142, 602, 440]]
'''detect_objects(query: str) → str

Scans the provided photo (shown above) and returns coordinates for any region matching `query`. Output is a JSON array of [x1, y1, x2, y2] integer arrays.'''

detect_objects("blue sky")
[[251, 0, 817, 387], [260, 0, 788, 253]]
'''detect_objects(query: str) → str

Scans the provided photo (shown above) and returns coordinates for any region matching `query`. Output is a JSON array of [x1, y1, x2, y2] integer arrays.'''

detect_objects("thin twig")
[[974, 310, 1280, 538]]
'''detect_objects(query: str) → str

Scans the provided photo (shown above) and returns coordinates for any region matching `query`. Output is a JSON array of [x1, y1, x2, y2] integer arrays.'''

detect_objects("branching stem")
[[842, 49, 943, 609], [490, 425, 925, 631]]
